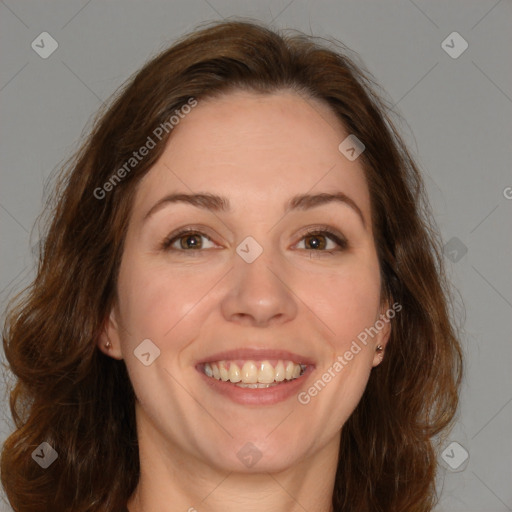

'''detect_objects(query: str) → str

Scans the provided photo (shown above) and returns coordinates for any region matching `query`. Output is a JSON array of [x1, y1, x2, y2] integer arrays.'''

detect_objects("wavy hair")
[[1, 20, 463, 512]]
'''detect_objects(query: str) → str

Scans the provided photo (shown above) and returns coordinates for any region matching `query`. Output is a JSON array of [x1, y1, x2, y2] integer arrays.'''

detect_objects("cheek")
[[299, 262, 381, 424], [308, 257, 382, 350], [115, 252, 218, 353]]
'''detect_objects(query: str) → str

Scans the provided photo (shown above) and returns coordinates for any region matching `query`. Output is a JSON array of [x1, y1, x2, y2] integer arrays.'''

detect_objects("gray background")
[[1, 1, 511, 510]]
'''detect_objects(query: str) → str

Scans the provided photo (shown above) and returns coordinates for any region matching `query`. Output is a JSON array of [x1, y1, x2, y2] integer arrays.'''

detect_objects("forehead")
[[133, 90, 370, 220]]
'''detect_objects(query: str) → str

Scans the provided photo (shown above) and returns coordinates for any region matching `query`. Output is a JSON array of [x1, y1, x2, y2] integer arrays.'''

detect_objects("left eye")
[[294, 230, 347, 252]]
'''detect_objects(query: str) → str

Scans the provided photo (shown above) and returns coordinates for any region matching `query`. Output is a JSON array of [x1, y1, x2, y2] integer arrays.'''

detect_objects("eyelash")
[[160, 225, 348, 256]]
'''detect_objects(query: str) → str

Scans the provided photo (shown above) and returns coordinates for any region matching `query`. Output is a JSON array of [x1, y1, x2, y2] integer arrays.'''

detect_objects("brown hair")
[[1, 20, 463, 512]]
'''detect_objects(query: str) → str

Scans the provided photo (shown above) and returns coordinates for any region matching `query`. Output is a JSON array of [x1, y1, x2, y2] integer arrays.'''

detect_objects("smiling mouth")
[[199, 359, 307, 388]]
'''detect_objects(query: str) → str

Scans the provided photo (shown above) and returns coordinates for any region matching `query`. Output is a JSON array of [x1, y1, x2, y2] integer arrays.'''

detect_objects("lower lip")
[[196, 366, 314, 405]]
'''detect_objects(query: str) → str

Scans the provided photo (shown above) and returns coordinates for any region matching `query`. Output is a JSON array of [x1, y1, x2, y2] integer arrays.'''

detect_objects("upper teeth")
[[203, 360, 305, 384]]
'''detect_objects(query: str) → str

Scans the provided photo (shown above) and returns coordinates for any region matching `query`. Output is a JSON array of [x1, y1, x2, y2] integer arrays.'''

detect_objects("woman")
[[1, 20, 463, 512]]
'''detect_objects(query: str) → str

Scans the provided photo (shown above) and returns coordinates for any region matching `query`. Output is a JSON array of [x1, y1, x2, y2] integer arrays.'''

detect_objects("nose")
[[220, 246, 298, 327]]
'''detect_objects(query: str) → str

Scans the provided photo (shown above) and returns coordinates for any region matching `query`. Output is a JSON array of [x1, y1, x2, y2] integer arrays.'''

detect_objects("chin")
[[201, 431, 309, 474]]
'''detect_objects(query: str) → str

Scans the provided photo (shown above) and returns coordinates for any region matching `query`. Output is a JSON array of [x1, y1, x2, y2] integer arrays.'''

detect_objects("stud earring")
[[376, 344, 383, 352], [105, 340, 112, 350]]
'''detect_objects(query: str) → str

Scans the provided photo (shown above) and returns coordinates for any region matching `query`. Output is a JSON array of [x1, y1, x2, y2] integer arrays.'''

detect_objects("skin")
[[99, 90, 391, 512]]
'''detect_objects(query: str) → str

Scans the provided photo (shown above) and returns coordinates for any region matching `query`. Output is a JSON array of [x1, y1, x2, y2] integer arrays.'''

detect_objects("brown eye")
[[177, 233, 203, 250], [296, 228, 348, 253], [304, 233, 329, 250], [161, 230, 216, 251]]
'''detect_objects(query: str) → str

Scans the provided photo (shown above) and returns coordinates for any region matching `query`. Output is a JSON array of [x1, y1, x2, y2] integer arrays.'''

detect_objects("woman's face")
[[102, 90, 390, 473]]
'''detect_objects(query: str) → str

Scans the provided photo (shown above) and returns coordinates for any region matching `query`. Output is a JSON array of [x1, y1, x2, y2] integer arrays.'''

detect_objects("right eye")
[[161, 229, 218, 252]]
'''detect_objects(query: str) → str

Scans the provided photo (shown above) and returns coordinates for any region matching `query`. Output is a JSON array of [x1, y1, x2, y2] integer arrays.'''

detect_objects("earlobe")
[[97, 308, 124, 360], [372, 343, 385, 367], [372, 302, 392, 367]]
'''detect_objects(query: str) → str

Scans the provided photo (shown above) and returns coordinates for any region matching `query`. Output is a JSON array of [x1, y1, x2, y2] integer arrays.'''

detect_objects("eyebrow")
[[143, 191, 366, 227]]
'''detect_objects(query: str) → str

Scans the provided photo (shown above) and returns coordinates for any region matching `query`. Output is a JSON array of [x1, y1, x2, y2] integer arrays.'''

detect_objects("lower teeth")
[[234, 382, 282, 388]]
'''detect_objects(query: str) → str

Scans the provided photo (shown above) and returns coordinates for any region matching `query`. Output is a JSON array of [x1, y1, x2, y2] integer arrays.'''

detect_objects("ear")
[[371, 301, 393, 368], [97, 305, 124, 360]]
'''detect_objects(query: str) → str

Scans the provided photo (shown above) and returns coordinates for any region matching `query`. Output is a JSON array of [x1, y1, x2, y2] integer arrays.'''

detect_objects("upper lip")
[[197, 348, 316, 366]]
